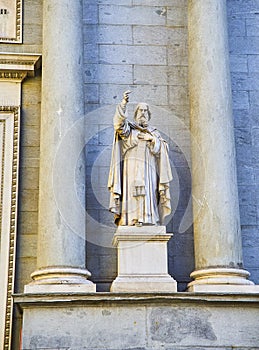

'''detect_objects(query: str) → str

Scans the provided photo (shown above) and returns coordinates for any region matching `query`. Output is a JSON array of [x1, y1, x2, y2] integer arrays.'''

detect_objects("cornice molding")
[[0, 53, 42, 81]]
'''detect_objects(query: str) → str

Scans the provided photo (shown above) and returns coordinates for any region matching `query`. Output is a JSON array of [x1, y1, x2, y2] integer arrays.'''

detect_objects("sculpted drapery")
[[108, 92, 172, 226]]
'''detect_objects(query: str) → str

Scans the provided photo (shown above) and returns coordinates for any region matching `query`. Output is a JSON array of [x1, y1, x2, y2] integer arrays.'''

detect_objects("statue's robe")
[[108, 103, 172, 226]]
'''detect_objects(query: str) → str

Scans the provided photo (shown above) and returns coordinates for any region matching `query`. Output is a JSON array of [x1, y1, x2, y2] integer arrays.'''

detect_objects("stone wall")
[[18, 294, 259, 350], [227, 0, 259, 284]]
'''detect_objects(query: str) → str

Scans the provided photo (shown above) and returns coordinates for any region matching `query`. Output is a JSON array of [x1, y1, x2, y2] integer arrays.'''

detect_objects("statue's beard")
[[138, 118, 148, 128]]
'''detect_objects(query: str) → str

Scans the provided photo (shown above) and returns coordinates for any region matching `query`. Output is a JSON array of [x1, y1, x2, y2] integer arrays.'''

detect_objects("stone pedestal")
[[110, 226, 177, 293], [16, 293, 259, 350]]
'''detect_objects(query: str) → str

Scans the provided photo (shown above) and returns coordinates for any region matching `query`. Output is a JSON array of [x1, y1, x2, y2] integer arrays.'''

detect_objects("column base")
[[110, 225, 177, 293], [24, 267, 96, 293], [187, 268, 256, 293]]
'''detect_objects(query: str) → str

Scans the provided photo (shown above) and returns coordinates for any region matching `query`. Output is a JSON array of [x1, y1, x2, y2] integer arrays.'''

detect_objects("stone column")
[[25, 0, 95, 292], [187, 0, 253, 292]]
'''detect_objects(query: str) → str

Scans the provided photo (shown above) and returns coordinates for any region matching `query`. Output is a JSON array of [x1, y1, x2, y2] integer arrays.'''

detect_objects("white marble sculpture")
[[108, 91, 172, 226]]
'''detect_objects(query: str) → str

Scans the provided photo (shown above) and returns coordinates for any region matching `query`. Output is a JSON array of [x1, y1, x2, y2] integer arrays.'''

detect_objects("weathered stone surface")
[[19, 190, 38, 212], [168, 42, 188, 66], [167, 6, 187, 27], [149, 307, 217, 344], [99, 84, 168, 105], [231, 72, 259, 91], [18, 212, 38, 235], [248, 54, 259, 72], [84, 24, 133, 45], [99, 44, 167, 65], [19, 295, 259, 349], [85, 64, 133, 84], [19, 167, 39, 190], [23, 305, 147, 349], [19, 235, 37, 258], [134, 0, 187, 5], [84, 83, 99, 103], [133, 26, 187, 46], [15, 258, 37, 293], [99, 5, 166, 25], [230, 54, 248, 73], [229, 36, 259, 55], [84, 43, 99, 64], [232, 90, 250, 109], [228, 19, 246, 37], [83, 3, 98, 24], [246, 17, 259, 36]]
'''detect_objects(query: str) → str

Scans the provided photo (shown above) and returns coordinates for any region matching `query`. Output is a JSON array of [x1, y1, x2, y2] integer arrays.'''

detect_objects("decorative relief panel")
[[0, 0, 22, 43], [0, 106, 20, 350]]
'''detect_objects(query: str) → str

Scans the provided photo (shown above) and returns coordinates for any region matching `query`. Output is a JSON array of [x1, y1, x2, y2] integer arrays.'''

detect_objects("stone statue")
[[108, 91, 172, 226]]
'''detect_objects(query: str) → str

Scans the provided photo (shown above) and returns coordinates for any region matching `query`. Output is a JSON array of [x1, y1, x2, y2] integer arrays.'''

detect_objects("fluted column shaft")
[[26, 0, 95, 292], [188, 0, 253, 291]]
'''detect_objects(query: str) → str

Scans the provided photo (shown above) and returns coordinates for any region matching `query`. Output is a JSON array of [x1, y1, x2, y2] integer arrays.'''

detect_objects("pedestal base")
[[24, 267, 96, 293], [187, 268, 256, 293], [111, 275, 177, 293], [16, 294, 259, 350], [110, 226, 177, 293]]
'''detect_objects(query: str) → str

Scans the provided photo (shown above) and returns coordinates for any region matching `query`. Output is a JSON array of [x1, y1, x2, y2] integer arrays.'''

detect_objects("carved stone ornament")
[[0, 0, 22, 43], [0, 106, 20, 350], [0, 53, 42, 81]]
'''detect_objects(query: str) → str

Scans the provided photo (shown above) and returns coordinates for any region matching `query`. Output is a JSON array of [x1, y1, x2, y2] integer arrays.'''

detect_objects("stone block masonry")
[[83, 3, 189, 111], [227, 0, 259, 283], [17, 294, 259, 350]]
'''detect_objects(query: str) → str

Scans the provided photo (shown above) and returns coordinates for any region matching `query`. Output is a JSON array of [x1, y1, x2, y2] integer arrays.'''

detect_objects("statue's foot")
[[135, 221, 143, 227]]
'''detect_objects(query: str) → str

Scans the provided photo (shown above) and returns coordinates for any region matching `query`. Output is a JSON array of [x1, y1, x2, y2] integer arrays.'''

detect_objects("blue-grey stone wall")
[[227, 0, 259, 284]]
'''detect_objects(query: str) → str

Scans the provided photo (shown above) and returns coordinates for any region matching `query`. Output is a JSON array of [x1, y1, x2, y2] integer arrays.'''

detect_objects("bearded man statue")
[[108, 91, 172, 226]]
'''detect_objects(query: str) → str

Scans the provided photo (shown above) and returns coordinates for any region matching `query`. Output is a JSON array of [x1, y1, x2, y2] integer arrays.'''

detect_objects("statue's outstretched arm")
[[114, 91, 132, 132]]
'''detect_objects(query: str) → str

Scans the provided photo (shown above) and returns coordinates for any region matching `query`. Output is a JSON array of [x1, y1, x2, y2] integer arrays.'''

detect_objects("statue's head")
[[134, 103, 151, 127]]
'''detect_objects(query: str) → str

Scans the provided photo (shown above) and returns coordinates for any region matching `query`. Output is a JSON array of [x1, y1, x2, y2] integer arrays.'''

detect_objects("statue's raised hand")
[[123, 90, 131, 104]]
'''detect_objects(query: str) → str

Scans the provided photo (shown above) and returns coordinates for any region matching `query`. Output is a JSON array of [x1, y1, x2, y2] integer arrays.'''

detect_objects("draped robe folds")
[[108, 103, 173, 226]]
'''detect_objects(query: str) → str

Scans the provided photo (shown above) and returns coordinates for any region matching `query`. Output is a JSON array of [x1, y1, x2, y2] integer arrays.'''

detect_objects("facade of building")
[[0, 0, 259, 349]]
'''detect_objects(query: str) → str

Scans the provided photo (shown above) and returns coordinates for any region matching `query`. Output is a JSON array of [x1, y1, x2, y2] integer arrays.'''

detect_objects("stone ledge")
[[14, 292, 259, 310], [17, 293, 259, 349]]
